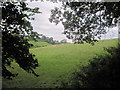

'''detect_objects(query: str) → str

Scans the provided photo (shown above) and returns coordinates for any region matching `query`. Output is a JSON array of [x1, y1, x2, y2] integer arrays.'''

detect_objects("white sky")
[[27, 1, 72, 42], [27, 1, 119, 42]]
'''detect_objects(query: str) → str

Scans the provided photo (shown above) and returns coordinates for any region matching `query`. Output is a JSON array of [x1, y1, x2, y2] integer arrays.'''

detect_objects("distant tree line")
[[26, 32, 68, 44]]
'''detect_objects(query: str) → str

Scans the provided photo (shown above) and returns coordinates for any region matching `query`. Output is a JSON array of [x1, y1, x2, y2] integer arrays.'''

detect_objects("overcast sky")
[[27, 1, 118, 42]]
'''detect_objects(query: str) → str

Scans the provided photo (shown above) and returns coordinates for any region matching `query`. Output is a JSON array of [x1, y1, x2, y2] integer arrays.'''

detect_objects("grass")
[[29, 40, 52, 48], [2, 39, 119, 88]]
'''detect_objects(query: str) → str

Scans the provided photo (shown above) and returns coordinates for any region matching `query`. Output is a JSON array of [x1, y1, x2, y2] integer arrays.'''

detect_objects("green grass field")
[[2, 39, 119, 88], [29, 41, 52, 48]]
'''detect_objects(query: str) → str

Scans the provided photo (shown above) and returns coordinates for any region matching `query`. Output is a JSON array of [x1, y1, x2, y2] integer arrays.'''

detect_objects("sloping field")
[[29, 41, 52, 48], [3, 39, 119, 88]]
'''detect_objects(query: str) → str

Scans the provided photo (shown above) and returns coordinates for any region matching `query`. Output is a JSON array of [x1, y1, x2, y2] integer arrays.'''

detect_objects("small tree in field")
[[60, 39, 67, 43]]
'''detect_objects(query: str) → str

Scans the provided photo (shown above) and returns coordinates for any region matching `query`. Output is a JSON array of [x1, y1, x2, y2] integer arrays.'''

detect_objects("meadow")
[[2, 39, 118, 88], [28, 41, 52, 48]]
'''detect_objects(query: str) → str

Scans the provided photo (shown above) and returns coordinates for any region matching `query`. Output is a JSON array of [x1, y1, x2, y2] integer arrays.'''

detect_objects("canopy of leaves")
[[1, 2, 40, 79], [49, 2, 120, 45]]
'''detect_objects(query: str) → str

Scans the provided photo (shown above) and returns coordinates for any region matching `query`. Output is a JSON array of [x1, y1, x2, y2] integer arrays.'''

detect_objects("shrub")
[[64, 44, 120, 88]]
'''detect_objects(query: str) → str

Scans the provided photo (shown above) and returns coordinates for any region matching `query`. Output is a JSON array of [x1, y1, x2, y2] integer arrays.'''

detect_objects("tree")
[[1, 2, 41, 79], [49, 2, 120, 45], [49, 37, 53, 42], [49, 1, 120, 88], [42, 35, 47, 40], [27, 31, 40, 41], [60, 39, 67, 43]]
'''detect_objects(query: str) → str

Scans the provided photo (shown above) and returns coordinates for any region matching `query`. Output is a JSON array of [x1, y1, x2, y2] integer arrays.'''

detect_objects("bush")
[[64, 44, 120, 88]]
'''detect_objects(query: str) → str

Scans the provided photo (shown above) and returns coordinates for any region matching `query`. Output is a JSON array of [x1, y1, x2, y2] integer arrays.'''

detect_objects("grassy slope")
[[29, 41, 52, 48], [3, 39, 119, 88]]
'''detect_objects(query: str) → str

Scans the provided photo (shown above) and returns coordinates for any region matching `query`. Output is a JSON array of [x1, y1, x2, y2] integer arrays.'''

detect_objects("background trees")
[[2, 2, 40, 79], [49, 2, 120, 45], [60, 39, 67, 43], [28, 33, 62, 45]]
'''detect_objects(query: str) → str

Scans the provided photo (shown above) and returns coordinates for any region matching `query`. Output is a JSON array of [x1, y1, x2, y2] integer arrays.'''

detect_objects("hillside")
[[3, 39, 119, 88], [29, 41, 52, 48]]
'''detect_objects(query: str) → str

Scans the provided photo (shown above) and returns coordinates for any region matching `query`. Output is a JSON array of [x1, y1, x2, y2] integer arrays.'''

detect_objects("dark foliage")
[[1, 2, 40, 79], [49, 2, 120, 44], [63, 43, 120, 88]]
